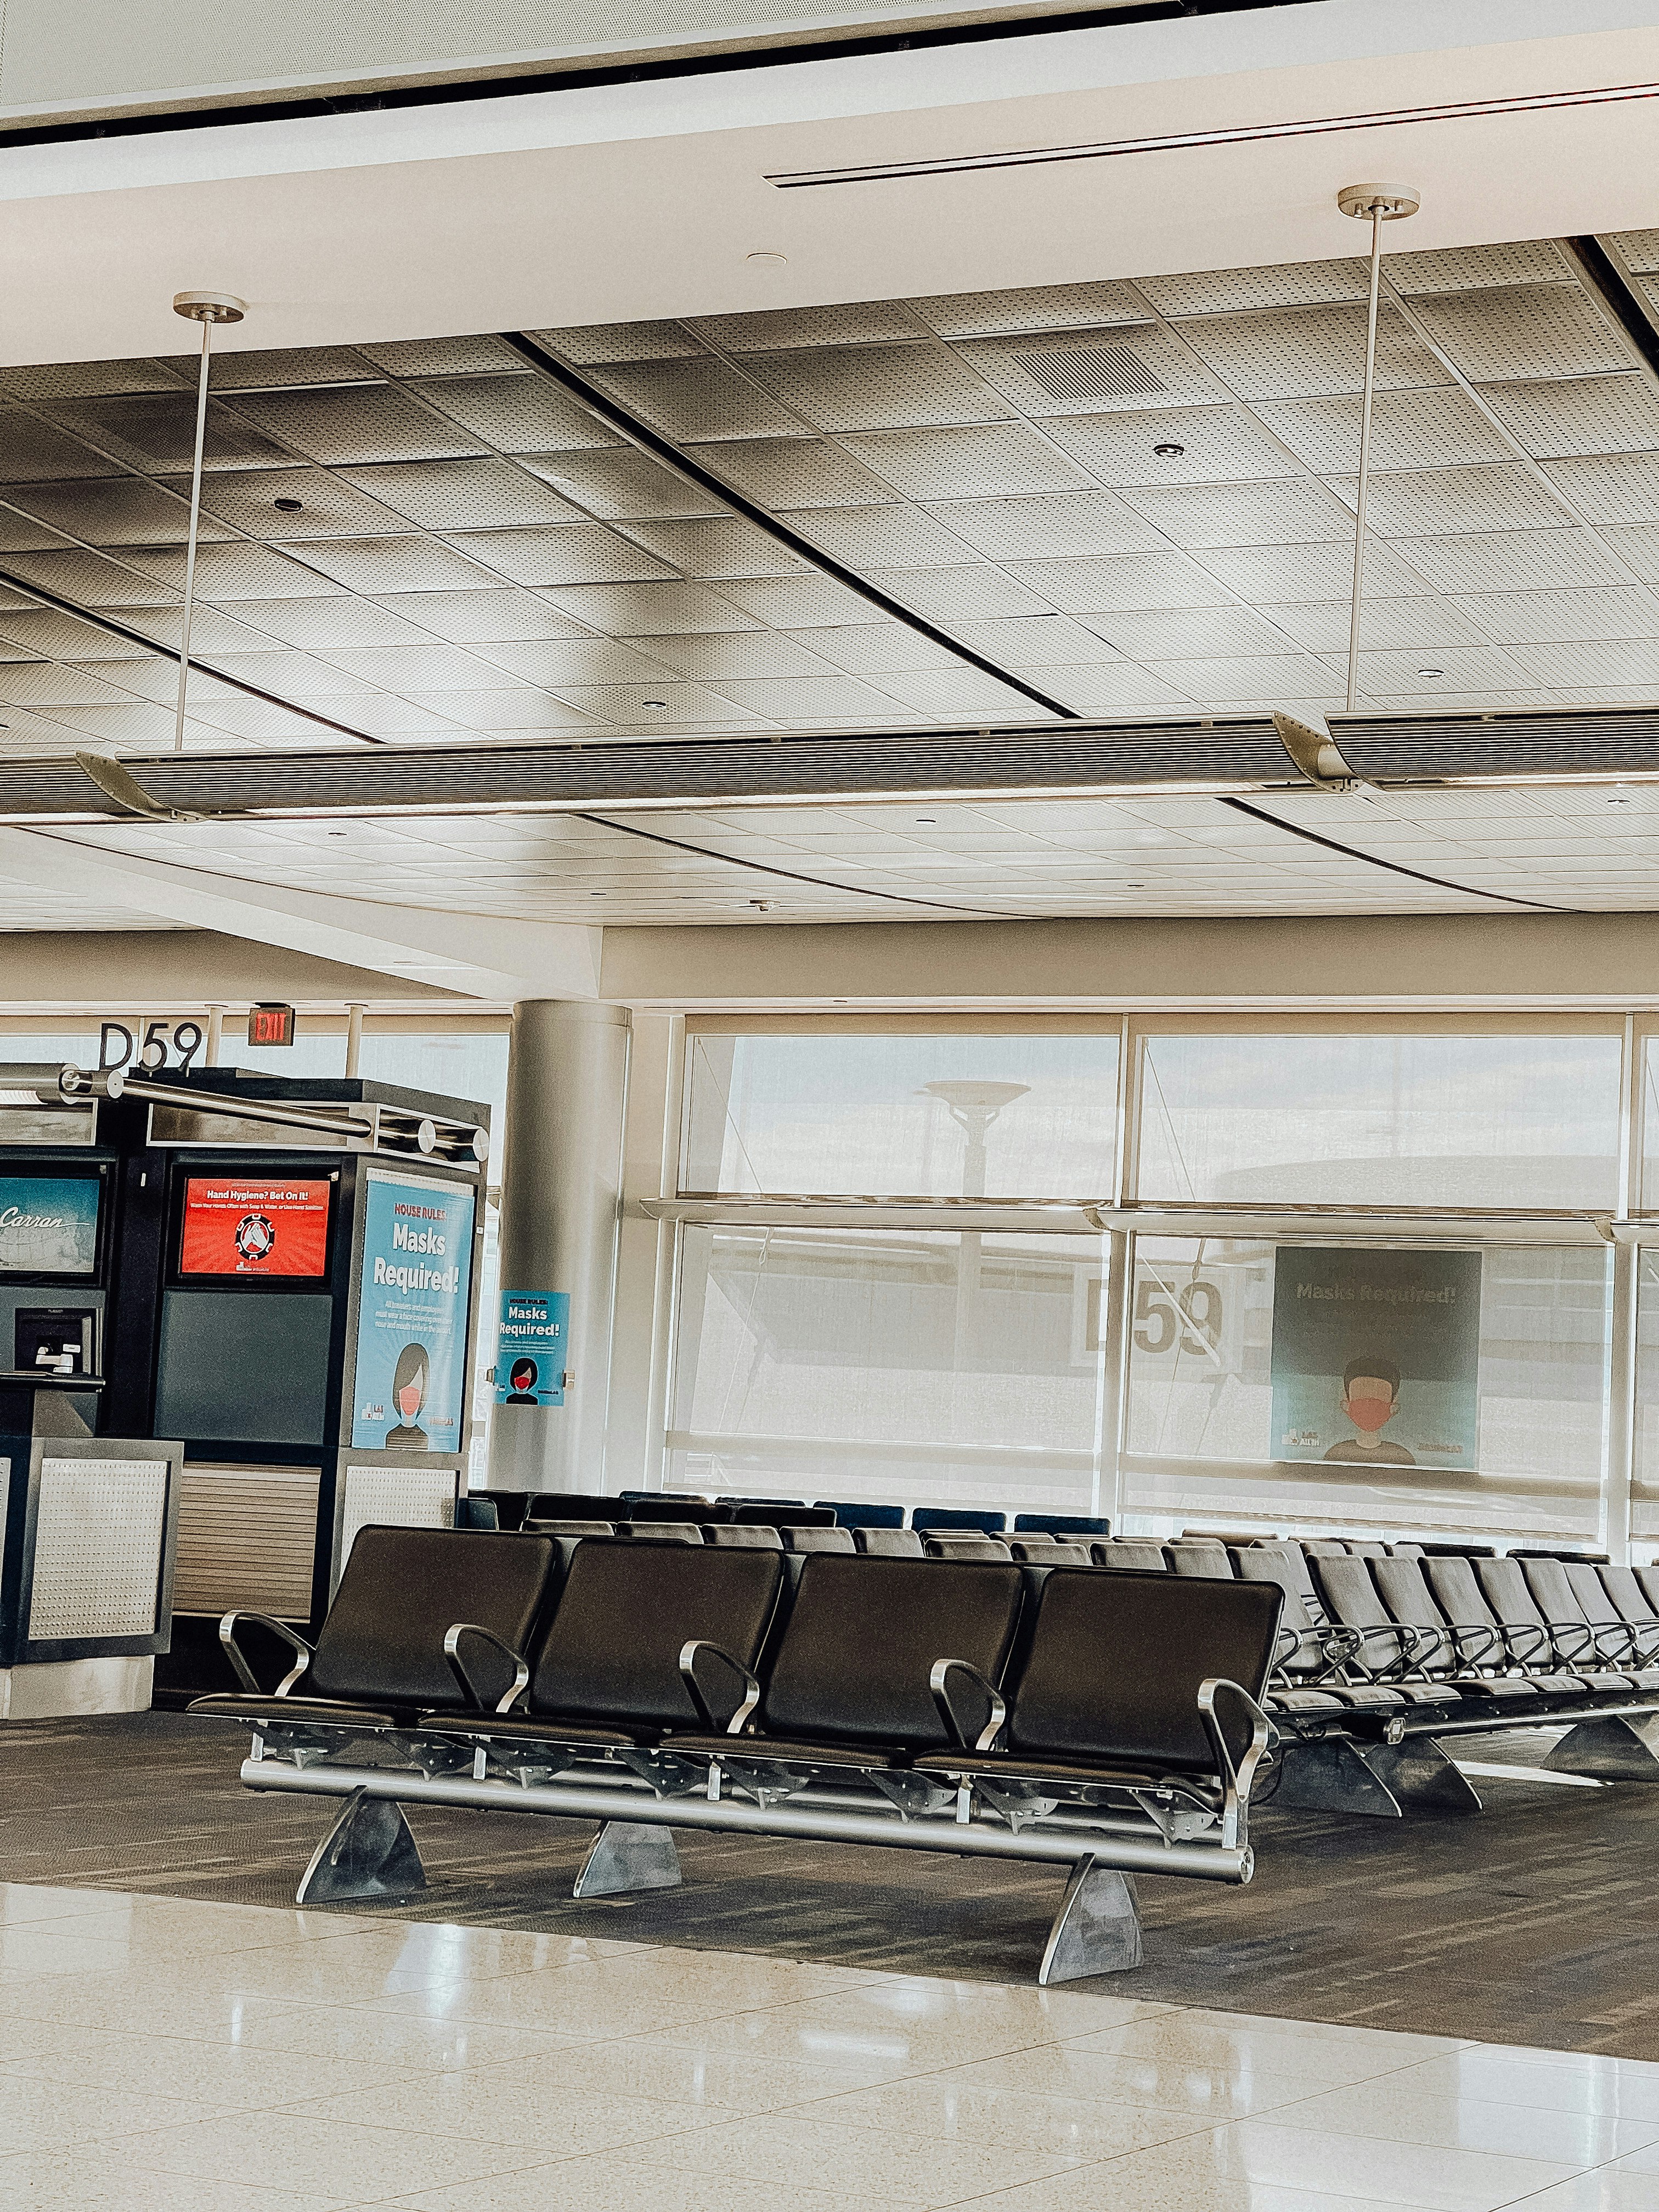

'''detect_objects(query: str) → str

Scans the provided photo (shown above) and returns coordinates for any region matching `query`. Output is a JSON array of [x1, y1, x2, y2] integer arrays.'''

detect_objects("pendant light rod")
[[1335, 185, 1419, 716], [170, 290, 245, 755]]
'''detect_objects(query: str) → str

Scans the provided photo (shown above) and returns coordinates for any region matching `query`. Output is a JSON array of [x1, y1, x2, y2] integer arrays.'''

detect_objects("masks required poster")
[[1269, 1246, 1482, 1470], [351, 1171, 475, 1452]]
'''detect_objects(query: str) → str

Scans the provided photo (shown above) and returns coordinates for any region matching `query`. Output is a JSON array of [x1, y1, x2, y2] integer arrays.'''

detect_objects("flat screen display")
[[180, 1177, 331, 1279], [0, 1175, 100, 1277]]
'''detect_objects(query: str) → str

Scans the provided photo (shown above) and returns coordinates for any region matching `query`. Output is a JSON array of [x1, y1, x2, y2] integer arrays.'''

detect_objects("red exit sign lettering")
[[249, 1003, 296, 1047]]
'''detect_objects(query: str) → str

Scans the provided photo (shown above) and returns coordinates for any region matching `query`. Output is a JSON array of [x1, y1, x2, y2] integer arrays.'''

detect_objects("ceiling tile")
[[581, 359, 804, 443], [127, 541, 348, 600], [784, 504, 975, 567], [952, 326, 1223, 416], [0, 608, 149, 659], [355, 336, 527, 377], [615, 516, 808, 578], [1478, 373, 1659, 459], [553, 680, 763, 725], [441, 524, 678, 586], [1266, 595, 1495, 652], [338, 458, 588, 529], [685, 437, 898, 509], [865, 563, 1053, 622], [1150, 652, 1339, 703], [798, 623, 962, 674], [737, 341, 1015, 432], [950, 612, 1121, 665], [1136, 258, 1367, 317], [1538, 453, 1659, 526], [1116, 475, 1357, 547], [1176, 302, 1448, 400], [909, 282, 1149, 337], [1042, 662, 1205, 711], [518, 448, 724, 520], [226, 386, 490, 466], [538, 322, 706, 364], [196, 347, 378, 390], [415, 374, 622, 454], [1326, 464, 1574, 537], [1192, 539, 1426, 600], [0, 476, 228, 548], [1, 360, 185, 401], [180, 465, 408, 539], [222, 595, 438, 649], [716, 575, 876, 627], [1449, 585, 1659, 645], [1389, 240, 1577, 294], [469, 637, 679, 684], [0, 550, 171, 605], [421, 689, 597, 730], [873, 669, 1051, 715], [922, 489, 1171, 561], [635, 630, 836, 679], [1611, 229, 1659, 275], [41, 393, 291, 473], [1507, 635, 1659, 688], [0, 661, 133, 705], [317, 642, 512, 689], [0, 407, 123, 482], [1040, 403, 1296, 486], [690, 302, 927, 352], [281, 535, 496, 593], [1254, 387, 1509, 473], [1345, 643, 1534, 693], [537, 579, 762, 634], [1396, 527, 1629, 592], [706, 674, 898, 719], [368, 588, 596, 642], [1090, 604, 1305, 658], [841, 424, 1093, 501], [1409, 284, 1633, 380], [207, 649, 376, 696]]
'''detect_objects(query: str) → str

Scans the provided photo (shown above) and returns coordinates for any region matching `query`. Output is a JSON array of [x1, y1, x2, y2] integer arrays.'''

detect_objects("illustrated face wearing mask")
[[391, 1344, 428, 1425], [1341, 1371, 1399, 1437]]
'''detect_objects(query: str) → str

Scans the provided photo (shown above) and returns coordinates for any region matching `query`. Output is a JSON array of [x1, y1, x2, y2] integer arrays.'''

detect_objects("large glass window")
[[1137, 1031, 1622, 1209], [682, 1029, 1120, 1197], [667, 1225, 1108, 1513]]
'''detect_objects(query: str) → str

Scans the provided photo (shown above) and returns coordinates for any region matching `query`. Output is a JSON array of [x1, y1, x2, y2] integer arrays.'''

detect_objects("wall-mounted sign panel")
[[495, 1290, 568, 1408], [179, 1177, 331, 1278], [351, 1170, 475, 1452], [1269, 1245, 1483, 1471], [0, 1176, 100, 1277]]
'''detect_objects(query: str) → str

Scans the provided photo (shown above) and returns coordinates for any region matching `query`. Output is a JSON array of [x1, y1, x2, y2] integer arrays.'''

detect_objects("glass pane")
[[667, 1225, 1108, 1514], [681, 1031, 1119, 1197], [1137, 1032, 1622, 1209], [1122, 1236, 1608, 1542], [1632, 1250, 1659, 1545]]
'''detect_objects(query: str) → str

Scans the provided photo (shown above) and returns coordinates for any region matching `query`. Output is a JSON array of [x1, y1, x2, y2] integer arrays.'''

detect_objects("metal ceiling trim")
[[766, 78, 1659, 188], [1218, 793, 1577, 915], [501, 330, 1082, 718]]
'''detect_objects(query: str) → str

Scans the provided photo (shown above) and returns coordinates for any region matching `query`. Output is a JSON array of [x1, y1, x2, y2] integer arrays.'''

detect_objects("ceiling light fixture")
[[171, 289, 246, 755], [642, 698, 668, 709], [274, 496, 303, 514], [1153, 442, 1185, 457], [747, 251, 789, 266], [1417, 666, 1443, 678], [1335, 184, 1419, 715]]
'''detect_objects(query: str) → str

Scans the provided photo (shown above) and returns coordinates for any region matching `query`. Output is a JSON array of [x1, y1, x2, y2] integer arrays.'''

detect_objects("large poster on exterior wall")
[[1269, 1246, 1482, 1470], [351, 1171, 475, 1452]]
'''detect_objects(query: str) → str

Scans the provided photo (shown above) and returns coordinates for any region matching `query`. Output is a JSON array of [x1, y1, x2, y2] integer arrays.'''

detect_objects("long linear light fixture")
[[766, 77, 1659, 188]]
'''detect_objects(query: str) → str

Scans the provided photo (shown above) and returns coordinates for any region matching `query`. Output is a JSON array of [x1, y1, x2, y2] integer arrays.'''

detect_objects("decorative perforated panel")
[[337, 1465, 458, 1583], [28, 1457, 168, 1641]]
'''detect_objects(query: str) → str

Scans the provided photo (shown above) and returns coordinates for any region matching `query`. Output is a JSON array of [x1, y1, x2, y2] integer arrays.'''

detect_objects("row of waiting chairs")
[[191, 1526, 1281, 1983], [475, 1488, 1111, 1539]]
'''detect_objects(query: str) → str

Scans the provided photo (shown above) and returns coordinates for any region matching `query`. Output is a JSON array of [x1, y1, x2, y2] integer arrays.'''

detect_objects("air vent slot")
[[1012, 343, 1167, 402]]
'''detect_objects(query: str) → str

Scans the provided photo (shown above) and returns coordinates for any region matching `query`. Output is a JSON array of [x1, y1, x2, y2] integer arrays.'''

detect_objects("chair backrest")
[[309, 1528, 558, 1710], [1301, 1539, 1350, 1557], [730, 1503, 835, 1528], [524, 1491, 618, 1523], [817, 1502, 905, 1530], [628, 1497, 732, 1525], [532, 1519, 613, 1538], [1167, 1544, 1234, 1581], [618, 1522, 704, 1545], [1183, 1530, 1264, 1547], [1310, 1555, 1393, 1635], [911, 1507, 1008, 1535], [1387, 1542, 1424, 1558], [528, 1539, 783, 1728], [1013, 1513, 1112, 1538], [1639, 1566, 1659, 1616], [1231, 1547, 1322, 1666], [783, 1525, 856, 1554], [1093, 1540, 1167, 1572], [1027, 1540, 1093, 1566], [1345, 1540, 1389, 1559], [1520, 1556, 1594, 1638], [1475, 1557, 1551, 1638], [923, 1533, 1011, 1560], [1601, 1564, 1659, 1629], [1562, 1561, 1624, 1639], [1006, 1571, 1282, 1774], [706, 1525, 783, 1550], [473, 1488, 533, 1530], [719, 1496, 804, 1508], [454, 1497, 499, 1531], [1249, 1542, 1325, 1621], [1423, 1555, 1502, 1638], [759, 1554, 1025, 1750], [854, 1526, 924, 1558], [1011, 1530, 1053, 1545]]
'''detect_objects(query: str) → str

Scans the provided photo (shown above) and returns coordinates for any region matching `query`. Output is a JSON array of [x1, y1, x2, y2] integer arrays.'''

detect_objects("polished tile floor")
[[0, 1885, 1656, 2210]]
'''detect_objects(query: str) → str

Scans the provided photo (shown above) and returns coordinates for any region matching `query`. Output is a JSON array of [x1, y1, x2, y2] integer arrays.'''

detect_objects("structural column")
[[490, 1000, 631, 1493]]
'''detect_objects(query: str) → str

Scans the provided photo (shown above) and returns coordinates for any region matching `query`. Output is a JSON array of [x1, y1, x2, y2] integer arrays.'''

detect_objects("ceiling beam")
[[0, 825, 600, 1000]]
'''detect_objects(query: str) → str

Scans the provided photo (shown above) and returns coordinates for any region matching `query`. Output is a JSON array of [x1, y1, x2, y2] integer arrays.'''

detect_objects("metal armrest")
[[1496, 1617, 1550, 1668], [679, 1640, 761, 1735], [1197, 1677, 1272, 1851], [444, 1622, 531, 1714], [929, 1657, 1007, 1752], [1449, 1622, 1500, 1669], [218, 1610, 312, 1699], [1541, 1616, 1598, 1667]]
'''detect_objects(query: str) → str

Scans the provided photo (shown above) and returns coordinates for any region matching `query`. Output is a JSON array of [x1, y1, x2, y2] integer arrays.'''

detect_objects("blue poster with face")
[[351, 1170, 476, 1452], [0, 1177, 100, 1276]]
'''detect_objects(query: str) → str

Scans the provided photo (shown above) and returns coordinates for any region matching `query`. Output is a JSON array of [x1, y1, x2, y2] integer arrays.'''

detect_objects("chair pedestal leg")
[[1544, 1712, 1659, 1781], [1038, 1857, 1142, 1985], [1274, 1736, 1404, 1817], [296, 1787, 425, 1905], [573, 1821, 683, 1898], [1366, 1735, 1483, 1813]]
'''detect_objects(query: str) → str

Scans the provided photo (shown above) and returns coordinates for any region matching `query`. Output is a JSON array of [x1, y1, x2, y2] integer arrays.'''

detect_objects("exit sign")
[[249, 1003, 296, 1047]]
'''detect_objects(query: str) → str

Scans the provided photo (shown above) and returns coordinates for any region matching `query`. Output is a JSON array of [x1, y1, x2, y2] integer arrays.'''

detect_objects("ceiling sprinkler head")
[[642, 698, 668, 710], [1153, 442, 1185, 457], [274, 496, 303, 514]]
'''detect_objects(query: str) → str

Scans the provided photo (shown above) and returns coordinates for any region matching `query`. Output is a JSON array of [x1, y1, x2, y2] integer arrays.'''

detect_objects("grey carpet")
[[2, 1713, 1656, 2058]]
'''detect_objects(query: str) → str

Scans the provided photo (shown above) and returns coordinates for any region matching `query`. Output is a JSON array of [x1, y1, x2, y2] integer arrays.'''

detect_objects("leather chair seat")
[[419, 1712, 650, 1748], [912, 1748, 1223, 1807], [659, 1731, 907, 1769], [187, 1694, 397, 1729], [1265, 1689, 1348, 1714]]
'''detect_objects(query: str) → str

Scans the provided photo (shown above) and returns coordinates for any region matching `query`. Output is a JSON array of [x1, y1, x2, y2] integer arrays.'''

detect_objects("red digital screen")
[[180, 1178, 331, 1278], [249, 1005, 295, 1047]]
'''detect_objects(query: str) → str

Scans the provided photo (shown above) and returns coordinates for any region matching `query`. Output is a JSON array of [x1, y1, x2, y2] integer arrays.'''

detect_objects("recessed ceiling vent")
[[1012, 343, 1167, 402]]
